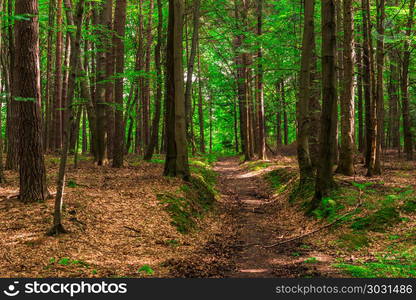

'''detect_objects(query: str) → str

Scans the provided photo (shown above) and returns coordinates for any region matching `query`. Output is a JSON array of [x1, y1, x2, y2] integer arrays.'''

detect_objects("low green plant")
[[67, 180, 78, 188], [304, 257, 318, 264], [138, 265, 154, 276]]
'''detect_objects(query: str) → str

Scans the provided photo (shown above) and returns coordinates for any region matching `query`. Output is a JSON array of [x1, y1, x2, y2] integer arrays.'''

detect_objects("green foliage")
[[311, 197, 340, 220], [49, 257, 89, 268], [335, 249, 416, 278], [304, 257, 318, 264], [402, 200, 416, 213], [67, 180, 78, 188], [138, 265, 154, 276], [351, 207, 401, 232]]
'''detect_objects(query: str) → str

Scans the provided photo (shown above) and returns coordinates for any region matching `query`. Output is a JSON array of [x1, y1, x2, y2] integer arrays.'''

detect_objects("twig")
[[123, 226, 141, 234], [264, 189, 364, 248]]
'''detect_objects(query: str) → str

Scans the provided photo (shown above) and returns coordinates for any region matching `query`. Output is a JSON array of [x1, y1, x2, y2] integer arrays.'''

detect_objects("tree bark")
[[184, 0, 201, 135], [256, 0, 266, 160], [401, 0, 415, 160], [337, 0, 355, 176], [49, 0, 84, 235], [14, 0, 49, 202], [311, 0, 338, 210], [112, 0, 127, 167], [52, 0, 63, 151], [94, 0, 112, 165], [363, 0, 377, 176], [6, 0, 19, 171], [144, 0, 163, 161], [297, 0, 315, 183], [356, 38, 364, 153], [163, 0, 190, 180], [197, 43, 205, 154]]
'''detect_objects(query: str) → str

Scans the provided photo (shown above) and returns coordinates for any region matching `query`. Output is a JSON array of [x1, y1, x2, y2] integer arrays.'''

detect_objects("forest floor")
[[0, 151, 416, 278], [212, 156, 342, 278]]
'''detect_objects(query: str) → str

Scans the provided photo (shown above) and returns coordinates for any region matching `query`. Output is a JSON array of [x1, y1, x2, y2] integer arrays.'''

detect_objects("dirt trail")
[[213, 156, 341, 278]]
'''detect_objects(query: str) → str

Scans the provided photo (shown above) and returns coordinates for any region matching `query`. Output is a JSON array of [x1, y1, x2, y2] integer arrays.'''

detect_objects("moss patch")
[[158, 163, 217, 234], [351, 207, 401, 232], [265, 168, 297, 195], [337, 233, 370, 250]]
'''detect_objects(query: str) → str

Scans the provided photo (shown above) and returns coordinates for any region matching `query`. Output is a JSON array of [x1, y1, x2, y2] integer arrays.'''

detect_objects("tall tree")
[[310, 0, 338, 210], [142, 0, 154, 151], [14, 0, 49, 202], [337, 0, 355, 176], [256, 0, 266, 160], [184, 0, 201, 134], [197, 44, 205, 154], [144, 0, 164, 161], [94, 0, 112, 165], [5, 0, 19, 171], [401, 0, 415, 160], [363, 0, 377, 176], [163, 0, 190, 180], [49, 0, 84, 235], [112, 0, 127, 167], [297, 0, 315, 184], [374, 0, 385, 174], [52, 0, 63, 151]]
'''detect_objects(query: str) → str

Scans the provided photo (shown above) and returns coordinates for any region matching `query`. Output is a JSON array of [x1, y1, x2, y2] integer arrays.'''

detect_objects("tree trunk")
[[308, 32, 321, 169], [388, 51, 400, 152], [6, 0, 19, 171], [401, 0, 415, 160], [276, 81, 282, 147], [337, 0, 355, 176], [363, 0, 377, 176], [197, 44, 205, 154], [142, 0, 154, 152], [82, 106, 87, 154], [44, 0, 56, 151], [163, 0, 190, 180], [297, 0, 315, 183], [105, 0, 115, 160], [112, 0, 127, 168], [0, 1, 6, 182], [311, 0, 338, 210], [374, 0, 385, 174], [356, 38, 364, 153], [94, 0, 112, 165], [49, 0, 84, 235], [184, 0, 201, 134], [256, 0, 266, 160], [144, 0, 163, 161], [15, 0, 49, 202], [52, 0, 63, 151], [282, 80, 289, 145]]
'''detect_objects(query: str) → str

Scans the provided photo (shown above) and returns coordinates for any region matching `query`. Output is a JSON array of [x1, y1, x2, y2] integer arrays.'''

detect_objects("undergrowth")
[[157, 159, 217, 234], [262, 162, 416, 278]]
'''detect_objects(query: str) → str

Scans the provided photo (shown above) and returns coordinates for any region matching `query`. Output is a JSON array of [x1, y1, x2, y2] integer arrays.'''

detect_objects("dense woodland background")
[[0, 0, 416, 278]]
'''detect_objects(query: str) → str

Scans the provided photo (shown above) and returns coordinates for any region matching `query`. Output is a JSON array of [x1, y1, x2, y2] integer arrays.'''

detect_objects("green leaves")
[[138, 265, 154, 276]]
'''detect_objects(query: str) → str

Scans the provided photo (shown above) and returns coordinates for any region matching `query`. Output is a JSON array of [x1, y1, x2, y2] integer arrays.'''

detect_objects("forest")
[[0, 0, 415, 279]]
